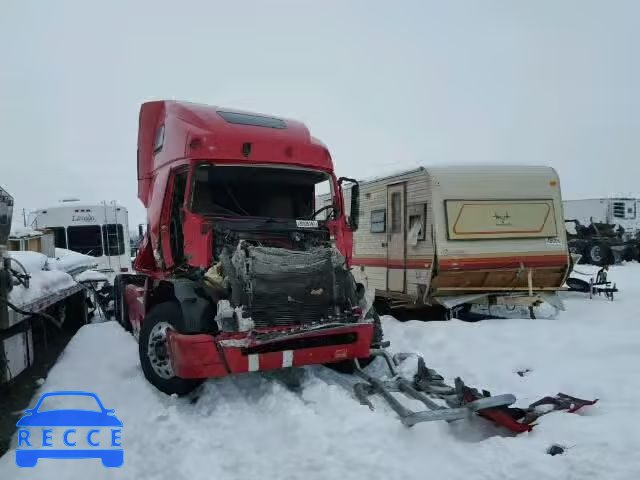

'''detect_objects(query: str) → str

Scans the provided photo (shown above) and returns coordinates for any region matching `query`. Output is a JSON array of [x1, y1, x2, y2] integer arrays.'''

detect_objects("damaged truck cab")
[[116, 101, 376, 394]]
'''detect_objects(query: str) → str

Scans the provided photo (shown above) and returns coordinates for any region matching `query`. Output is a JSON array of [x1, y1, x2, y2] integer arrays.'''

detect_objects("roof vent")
[[60, 198, 80, 203]]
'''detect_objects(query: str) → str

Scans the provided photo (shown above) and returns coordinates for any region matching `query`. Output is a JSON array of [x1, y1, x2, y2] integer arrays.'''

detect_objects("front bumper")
[[167, 323, 374, 379]]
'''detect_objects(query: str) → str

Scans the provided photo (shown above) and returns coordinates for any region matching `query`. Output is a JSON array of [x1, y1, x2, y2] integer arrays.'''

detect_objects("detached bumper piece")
[[354, 354, 597, 433], [167, 323, 374, 379]]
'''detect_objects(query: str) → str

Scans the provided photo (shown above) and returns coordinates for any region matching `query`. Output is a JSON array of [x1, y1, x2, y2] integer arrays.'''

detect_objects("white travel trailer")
[[319, 165, 570, 312], [28, 199, 132, 276]]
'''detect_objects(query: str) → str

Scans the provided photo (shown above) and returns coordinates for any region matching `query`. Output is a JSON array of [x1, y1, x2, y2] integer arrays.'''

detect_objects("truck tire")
[[113, 275, 131, 332], [139, 302, 203, 396], [624, 245, 639, 262], [586, 242, 612, 266]]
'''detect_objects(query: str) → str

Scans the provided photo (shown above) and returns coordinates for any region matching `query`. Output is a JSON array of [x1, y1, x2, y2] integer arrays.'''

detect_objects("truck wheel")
[[139, 302, 202, 396], [586, 243, 611, 266], [113, 275, 131, 332], [624, 245, 639, 262]]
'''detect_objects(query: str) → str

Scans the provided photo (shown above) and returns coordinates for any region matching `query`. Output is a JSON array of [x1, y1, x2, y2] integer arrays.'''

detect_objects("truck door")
[[160, 168, 188, 269], [386, 183, 406, 292]]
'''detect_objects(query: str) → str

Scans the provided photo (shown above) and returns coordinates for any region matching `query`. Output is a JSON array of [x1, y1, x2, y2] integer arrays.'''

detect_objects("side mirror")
[[338, 177, 360, 232]]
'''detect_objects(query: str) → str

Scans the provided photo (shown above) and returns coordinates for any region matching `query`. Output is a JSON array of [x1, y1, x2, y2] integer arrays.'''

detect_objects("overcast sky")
[[1, 0, 639, 228]]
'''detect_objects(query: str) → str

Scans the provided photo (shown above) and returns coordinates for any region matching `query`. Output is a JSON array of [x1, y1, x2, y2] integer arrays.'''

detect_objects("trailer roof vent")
[[60, 198, 80, 203], [217, 110, 286, 129]]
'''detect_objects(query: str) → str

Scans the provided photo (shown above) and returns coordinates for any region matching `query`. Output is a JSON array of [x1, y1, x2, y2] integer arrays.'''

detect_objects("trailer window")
[[67, 225, 103, 256], [408, 215, 425, 241], [49, 227, 67, 249], [370, 209, 386, 233], [390, 192, 402, 233], [102, 224, 125, 256]]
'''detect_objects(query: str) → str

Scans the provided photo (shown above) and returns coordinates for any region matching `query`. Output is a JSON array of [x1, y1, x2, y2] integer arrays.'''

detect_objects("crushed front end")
[[168, 223, 376, 379]]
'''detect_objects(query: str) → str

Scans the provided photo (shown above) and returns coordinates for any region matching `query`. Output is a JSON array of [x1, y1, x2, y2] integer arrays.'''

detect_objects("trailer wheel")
[[139, 302, 202, 396]]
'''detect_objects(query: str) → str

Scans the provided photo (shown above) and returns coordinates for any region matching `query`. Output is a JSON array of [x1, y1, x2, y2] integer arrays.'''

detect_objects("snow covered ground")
[[1, 263, 639, 479]]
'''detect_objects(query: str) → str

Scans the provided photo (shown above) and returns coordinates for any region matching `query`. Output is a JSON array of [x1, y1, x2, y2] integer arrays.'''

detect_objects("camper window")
[[102, 224, 125, 256], [391, 192, 402, 233], [370, 209, 386, 233], [409, 214, 425, 241], [67, 225, 103, 257]]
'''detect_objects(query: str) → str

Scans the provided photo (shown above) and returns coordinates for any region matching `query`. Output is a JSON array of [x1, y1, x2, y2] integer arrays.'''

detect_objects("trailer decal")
[[446, 199, 556, 239]]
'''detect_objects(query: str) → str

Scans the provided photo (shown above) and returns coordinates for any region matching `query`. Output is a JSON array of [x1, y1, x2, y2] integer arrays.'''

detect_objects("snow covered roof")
[[10, 226, 45, 238]]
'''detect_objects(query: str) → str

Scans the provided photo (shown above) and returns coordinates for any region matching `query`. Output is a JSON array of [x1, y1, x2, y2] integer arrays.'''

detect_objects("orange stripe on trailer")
[[438, 254, 568, 271], [352, 257, 433, 269]]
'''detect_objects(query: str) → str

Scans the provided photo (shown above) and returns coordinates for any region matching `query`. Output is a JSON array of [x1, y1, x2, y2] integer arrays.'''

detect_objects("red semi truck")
[[114, 101, 379, 395]]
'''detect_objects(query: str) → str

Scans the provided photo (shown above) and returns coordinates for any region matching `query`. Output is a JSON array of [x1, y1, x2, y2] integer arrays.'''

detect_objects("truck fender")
[[153, 278, 218, 334]]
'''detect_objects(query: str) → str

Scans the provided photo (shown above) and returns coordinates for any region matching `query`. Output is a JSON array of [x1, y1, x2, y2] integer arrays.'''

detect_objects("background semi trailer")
[[115, 101, 378, 395], [319, 166, 570, 314]]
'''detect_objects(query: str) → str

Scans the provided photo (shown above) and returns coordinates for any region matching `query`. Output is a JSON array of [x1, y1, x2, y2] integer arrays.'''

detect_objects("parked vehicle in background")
[[563, 198, 640, 240], [319, 166, 570, 314], [28, 199, 132, 278], [565, 219, 640, 265]]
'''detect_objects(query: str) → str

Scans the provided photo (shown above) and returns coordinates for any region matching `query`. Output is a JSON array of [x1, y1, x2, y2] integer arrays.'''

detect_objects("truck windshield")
[[191, 165, 333, 220]]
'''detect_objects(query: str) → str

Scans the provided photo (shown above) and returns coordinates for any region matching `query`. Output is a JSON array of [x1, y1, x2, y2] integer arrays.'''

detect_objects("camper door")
[[386, 183, 406, 292]]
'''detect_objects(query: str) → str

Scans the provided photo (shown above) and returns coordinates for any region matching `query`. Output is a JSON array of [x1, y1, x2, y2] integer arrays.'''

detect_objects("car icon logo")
[[15, 391, 123, 468]]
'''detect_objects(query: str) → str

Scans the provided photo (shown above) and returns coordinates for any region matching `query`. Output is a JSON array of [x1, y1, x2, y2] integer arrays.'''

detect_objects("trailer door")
[[386, 183, 406, 292]]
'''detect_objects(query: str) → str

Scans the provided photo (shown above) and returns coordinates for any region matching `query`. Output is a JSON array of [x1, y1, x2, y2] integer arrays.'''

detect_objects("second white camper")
[[320, 165, 570, 311]]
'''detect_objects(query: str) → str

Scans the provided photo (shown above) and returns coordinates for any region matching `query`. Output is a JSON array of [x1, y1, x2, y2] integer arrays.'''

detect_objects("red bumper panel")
[[167, 324, 374, 379]]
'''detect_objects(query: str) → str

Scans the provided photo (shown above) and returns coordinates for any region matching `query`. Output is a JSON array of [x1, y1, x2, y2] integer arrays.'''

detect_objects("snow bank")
[[1, 264, 639, 479], [75, 270, 108, 283], [7, 250, 49, 273], [49, 248, 98, 273], [8, 270, 76, 306]]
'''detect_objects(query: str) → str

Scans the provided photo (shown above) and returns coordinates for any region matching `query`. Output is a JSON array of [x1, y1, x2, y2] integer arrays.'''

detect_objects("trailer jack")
[[353, 351, 598, 433]]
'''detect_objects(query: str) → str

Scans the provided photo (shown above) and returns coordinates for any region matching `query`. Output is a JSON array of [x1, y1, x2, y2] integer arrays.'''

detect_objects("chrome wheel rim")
[[147, 322, 173, 379]]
